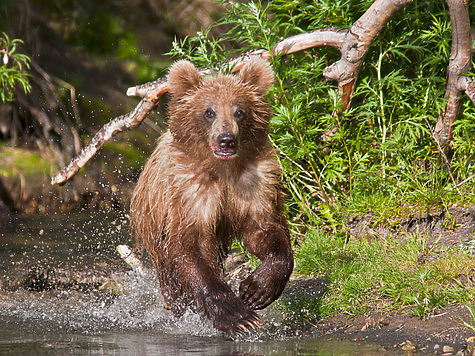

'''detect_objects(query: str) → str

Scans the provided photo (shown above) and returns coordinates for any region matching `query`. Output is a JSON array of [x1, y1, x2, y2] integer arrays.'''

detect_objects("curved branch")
[[274, 0, 412, 112], [51, 98, 155, 185], [273, 29, 347, 55], [323, 0, 413, 111], [434, 0, 474, 149]]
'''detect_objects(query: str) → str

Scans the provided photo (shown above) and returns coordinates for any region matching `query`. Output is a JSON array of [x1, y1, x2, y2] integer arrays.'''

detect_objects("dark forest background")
[[0, 0, 225, 214]]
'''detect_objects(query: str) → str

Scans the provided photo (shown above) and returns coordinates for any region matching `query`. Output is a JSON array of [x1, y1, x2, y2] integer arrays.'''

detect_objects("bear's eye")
[[234, 109, 245, 121], [204, 108, 216, 122]]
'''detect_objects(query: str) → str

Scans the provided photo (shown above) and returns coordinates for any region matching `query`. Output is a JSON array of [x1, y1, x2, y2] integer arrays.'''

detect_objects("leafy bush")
[[168, 0, 474, 231], [0, 32, 31, 102]]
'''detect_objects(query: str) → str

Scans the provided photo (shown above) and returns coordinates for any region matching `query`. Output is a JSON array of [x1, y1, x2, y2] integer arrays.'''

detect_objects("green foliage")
[[102, 140, 149, 171], [168, 0, 474, 230], [461, 303, 475, 332], [28, 0, 169, 82], [0, 33, 31, 102], [168, 0, 475, 320]]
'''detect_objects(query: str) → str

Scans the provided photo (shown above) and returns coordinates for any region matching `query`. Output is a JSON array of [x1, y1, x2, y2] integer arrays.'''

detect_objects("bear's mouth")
[[213, 150, 237, 159]]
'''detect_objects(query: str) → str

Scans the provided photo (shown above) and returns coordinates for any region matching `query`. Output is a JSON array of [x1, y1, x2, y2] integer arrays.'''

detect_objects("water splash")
[[0, 267, 223, 337], [0, 212, 305, 342]]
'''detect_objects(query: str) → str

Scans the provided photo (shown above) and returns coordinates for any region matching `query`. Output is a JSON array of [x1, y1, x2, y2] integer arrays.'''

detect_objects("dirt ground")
[[318, 304, 475, 355], [281, 273, 474, 355]]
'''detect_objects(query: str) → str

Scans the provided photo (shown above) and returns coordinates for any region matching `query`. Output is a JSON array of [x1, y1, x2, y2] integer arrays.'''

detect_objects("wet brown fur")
[[130, 59, 293, 334]]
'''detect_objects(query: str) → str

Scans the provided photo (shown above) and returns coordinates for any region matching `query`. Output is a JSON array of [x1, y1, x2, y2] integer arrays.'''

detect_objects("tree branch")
[[324, 0, 413, 111], [434, 0, 474, 149], [273, 28, 347, 54], [51, 98, 155, 185]]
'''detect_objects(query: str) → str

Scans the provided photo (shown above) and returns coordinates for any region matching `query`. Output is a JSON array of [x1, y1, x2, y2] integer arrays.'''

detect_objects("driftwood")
[[51, 0, 473, 185]]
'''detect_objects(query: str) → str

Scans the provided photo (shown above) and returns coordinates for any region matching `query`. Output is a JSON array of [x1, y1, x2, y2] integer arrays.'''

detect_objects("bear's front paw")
[[200, 289, 263, 334], [239, 261, 290, 310]]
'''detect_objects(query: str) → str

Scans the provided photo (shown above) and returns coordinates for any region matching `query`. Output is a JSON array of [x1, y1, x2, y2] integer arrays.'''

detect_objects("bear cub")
[[130, 58, 293, 333]]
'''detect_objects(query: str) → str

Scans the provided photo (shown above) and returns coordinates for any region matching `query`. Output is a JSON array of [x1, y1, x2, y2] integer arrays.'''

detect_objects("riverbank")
[[1, 206, 474, 354]]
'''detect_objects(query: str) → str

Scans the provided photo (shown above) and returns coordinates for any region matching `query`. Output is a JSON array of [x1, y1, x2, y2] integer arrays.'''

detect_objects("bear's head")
[[167, 58, 274, 162]]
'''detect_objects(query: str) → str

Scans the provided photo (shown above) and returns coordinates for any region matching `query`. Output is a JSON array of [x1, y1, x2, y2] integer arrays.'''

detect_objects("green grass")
[[461, 303, 475, 332], [0, 146, 52, 178], [278, 229, 475, 322]]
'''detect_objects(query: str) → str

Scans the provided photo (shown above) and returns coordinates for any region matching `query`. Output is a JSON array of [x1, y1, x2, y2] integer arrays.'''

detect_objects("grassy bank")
[[283, 227, 474, 322]]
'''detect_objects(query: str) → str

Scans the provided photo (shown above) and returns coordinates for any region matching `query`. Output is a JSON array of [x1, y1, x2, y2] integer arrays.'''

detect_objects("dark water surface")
[[0, 212, 395, 355]]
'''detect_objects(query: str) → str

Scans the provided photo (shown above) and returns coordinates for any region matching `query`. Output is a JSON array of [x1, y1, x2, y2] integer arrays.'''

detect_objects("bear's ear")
[[167, 60, 202, 96], [238, 58, 274, 95]]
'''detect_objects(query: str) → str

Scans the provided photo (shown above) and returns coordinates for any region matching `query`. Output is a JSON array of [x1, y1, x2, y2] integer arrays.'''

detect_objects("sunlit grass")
[[0, 146, 52, 178], [278, 229, 475, 322]]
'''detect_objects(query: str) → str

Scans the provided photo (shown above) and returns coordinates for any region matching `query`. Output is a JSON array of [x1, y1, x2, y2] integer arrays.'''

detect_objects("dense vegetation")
[[171, 0, 474, 225], [168, 0, 474, 320]]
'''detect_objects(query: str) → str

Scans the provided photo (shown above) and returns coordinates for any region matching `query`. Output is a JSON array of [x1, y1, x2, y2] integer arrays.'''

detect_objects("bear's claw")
[[232, 314, 263, 333], [201, 286, 263, 334]]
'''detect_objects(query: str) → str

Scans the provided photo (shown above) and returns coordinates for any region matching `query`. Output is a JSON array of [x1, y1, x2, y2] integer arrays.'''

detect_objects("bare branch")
[[274, 0, 412, 112], [324, 0, 413, 110], [126, 77, 169, 99], [273, 29, 347, 55], [51, 98, 155, 185], [434, 0, 473, 149]]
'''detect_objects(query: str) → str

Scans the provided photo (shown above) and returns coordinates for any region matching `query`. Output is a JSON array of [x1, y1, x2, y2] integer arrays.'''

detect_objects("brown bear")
[[130, 58, 293, 334]]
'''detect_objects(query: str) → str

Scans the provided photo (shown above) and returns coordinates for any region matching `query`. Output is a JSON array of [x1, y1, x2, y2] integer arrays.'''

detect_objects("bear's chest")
[[171, 161, 273, 226]]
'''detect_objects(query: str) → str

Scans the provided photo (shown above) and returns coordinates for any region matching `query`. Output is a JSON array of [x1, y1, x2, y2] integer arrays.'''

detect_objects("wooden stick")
[[117, 244, 145, 276]]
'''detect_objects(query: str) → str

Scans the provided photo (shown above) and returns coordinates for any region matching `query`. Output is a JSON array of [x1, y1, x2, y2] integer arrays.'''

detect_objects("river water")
[[0, 212, 395, 355]]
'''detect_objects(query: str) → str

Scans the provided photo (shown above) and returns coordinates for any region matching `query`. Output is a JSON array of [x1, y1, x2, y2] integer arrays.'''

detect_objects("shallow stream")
[[0, 212, 395, 355]]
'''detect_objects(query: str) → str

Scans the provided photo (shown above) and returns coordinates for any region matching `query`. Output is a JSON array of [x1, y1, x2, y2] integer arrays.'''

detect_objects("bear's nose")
[[217, 133, 236, 150]]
